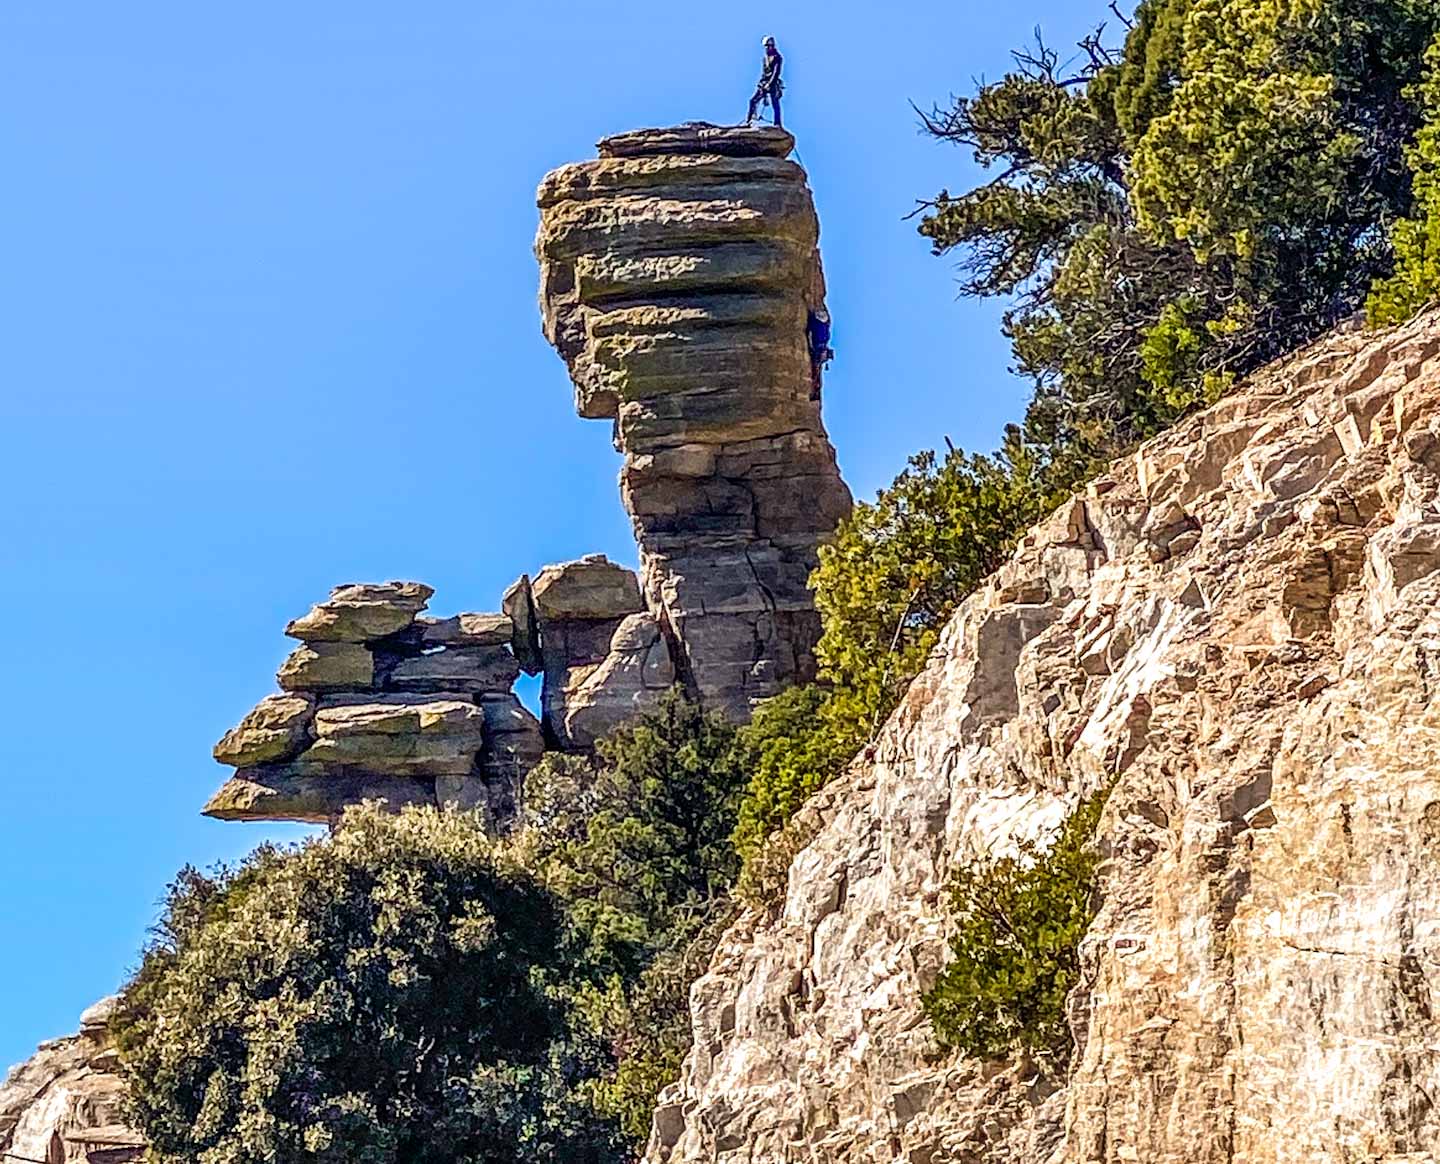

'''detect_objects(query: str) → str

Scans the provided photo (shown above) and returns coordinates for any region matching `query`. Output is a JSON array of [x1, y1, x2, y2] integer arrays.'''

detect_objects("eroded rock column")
[[536, 122, 852, 719]]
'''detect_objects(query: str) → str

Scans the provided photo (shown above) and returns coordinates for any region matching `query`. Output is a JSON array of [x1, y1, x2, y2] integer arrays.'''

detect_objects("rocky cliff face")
[[1, 999, 142, 1163], [649, 312, 1440, 1163], [536, 122, 852, 720]]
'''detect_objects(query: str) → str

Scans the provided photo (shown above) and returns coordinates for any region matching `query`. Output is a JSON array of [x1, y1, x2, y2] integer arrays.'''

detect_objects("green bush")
[[112, 805, 623, 1164], [1371, 33, 1440, 323], [922, 790, 1108, 1063], [521, 688, 747, 1148]]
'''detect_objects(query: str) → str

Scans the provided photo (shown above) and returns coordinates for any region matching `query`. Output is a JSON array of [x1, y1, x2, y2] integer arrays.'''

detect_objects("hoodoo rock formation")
[[537, 122, 852, 719], [648, 312, 1440, 1163], [198, 123, 851, 828]]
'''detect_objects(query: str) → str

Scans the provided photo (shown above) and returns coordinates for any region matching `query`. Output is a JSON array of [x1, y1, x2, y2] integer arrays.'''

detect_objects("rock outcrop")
[[531, 555, 675, 750], [205, 581, 541, 827], [649, 312, 1440, 1163], [201, 124, 853, 827], [1, 998, 144, 1163], [537, 122, 852, 721]]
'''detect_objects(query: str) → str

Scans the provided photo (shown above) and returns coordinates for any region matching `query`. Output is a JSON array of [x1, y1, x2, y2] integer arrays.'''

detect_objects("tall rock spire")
[[536, 122, 852, 718]]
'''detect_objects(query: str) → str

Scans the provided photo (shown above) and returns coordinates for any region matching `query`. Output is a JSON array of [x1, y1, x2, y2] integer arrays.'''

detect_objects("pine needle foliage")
[[922, 790, 1109, 1063]]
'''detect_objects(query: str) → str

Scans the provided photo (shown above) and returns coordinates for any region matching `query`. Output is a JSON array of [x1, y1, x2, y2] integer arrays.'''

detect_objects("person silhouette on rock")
[[746, 36, 784, 128]]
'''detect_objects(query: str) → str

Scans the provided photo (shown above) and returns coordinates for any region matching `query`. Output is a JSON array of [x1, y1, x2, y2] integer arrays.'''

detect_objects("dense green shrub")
[[922, 790, 1108, 1063], [112, 805, 623, 1164], [1371, 33, 1440, 323], [521, 688, 748, 1147]]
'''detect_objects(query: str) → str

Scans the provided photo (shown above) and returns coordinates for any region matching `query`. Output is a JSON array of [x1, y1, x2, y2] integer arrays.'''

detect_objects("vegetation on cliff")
[[112, 806, 623, 1164], [734, 0, 1440, 881], [923, 790, 1108, 1062], [109, 2, 1440, 1156], [114, 693, 744, 1161], [519, 690, 747, 1143]]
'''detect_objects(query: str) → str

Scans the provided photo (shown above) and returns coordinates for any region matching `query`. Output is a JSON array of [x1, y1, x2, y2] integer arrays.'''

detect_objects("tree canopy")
[[112, 806, 623, 1164]]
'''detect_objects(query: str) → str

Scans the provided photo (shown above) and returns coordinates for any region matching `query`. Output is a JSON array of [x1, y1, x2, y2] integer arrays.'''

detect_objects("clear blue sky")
[[1, 0, 1099, 1067]]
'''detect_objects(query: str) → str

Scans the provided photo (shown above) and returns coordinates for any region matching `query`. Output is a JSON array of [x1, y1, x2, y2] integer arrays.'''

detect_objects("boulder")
[[596, 121, 795, 159], [285, 581, 433, 643], [213, 693, 315, 767], [560, 612, 675, 748], [417, 611, 513, 648], [531, 555, 643, 621], [301, 699, 485, 777], [276, 642, 374, 692], [202, 765, 435, 823]]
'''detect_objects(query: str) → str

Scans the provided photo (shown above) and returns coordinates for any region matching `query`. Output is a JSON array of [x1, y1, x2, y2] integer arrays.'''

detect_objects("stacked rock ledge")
[[205, 581, 539, 828], [204, 122, 854, 825]]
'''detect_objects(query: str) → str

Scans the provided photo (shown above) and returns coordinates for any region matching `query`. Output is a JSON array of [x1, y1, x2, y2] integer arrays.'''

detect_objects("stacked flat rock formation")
[[203, 558, 687, 825], [537, 122, 852, 721], [649, 313, 1440, 1163], [1, 998, 144, 1163], [205, 582, 541, 827]]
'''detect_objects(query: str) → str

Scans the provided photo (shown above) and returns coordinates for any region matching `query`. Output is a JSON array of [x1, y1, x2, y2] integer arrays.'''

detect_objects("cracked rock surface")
[[649, 313, 1440, 1163], [1, 998, 144, 1162], [537, 121, 852, 720]]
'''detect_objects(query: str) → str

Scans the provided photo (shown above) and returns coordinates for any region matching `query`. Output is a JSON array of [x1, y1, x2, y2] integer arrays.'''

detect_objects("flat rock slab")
[[598, 122, 794, 159], [385, 645, 521, 694], [213, 693, 315, 767], [286, 581, 433, 643], [203, 767, 435, 823], [531, 555, 643, 621], [418, 612, 513, 648], [277, 642, 374, 692]]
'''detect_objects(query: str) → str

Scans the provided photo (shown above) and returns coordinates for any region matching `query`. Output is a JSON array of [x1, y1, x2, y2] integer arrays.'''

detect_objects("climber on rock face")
[[746, 36, 784, 128], [806, 307, 833, 399]]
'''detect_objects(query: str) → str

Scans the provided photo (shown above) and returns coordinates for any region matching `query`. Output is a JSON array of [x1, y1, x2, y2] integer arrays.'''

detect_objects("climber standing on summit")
[[746, 36, 784, 128]]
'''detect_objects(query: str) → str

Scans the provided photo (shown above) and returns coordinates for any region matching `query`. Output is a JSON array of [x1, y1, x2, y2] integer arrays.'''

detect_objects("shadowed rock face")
[[649, 313, 1440, 1163], [537, 121, 852, 720]]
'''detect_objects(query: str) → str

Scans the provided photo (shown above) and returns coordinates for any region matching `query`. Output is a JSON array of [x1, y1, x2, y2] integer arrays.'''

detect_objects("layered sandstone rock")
[[536, 122, 852, 721], [200, 122, 853, 827], [204, 581, 540, 828], [1, 998, 144, 1163], [650, 313, 1440, 1163], [202, 560, 672, 825], [530, 555, 675, 749]]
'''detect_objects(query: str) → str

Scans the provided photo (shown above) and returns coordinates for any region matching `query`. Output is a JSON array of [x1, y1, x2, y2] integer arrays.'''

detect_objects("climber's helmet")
[[763, 36, 776, 48]]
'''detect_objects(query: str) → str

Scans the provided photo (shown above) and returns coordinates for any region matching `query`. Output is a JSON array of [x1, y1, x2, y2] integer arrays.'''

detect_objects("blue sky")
[[0, 0, 1100, 1067]]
